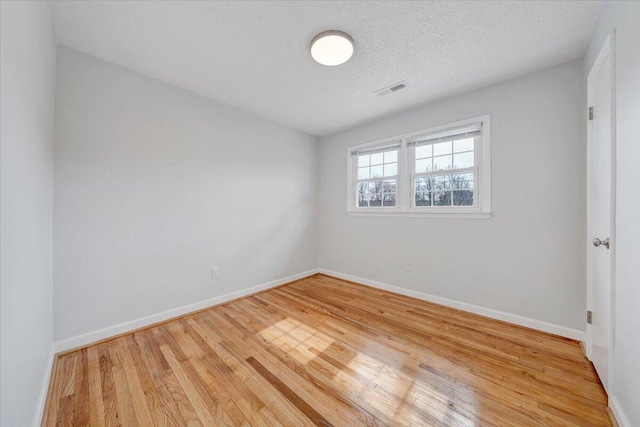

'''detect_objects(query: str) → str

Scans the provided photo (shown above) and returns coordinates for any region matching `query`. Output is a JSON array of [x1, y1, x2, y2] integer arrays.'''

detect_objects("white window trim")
[[346, 115, 492, 218]]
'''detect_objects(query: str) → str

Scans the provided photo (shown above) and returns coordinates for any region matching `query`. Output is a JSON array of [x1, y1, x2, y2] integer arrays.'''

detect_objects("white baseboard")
[[52, 267, 585, 351], [33, 346, 56, 427], [610, 395, 632, 427], [318, 268, 586, 342], [52, 269, 319, 354]]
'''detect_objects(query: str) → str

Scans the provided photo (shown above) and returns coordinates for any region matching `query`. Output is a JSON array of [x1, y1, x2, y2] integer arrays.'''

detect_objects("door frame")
[[585, 31, 616, 395]]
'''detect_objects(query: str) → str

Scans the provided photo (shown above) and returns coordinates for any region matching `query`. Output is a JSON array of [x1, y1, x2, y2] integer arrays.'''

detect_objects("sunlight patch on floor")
[[259, 318, 334, 363], [259, 318, 477, 425], [340, 351, 477, 426]]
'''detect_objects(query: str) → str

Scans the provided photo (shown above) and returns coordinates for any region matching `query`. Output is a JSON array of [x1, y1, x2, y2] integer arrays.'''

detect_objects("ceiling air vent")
[[374, 81, 407, 97]]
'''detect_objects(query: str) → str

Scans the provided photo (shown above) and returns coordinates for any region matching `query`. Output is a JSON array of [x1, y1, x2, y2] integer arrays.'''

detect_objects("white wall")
[[584, 3, 640, 426], [0, 2, 56, 426], [318, 60, 585, 331], [53, 47, 318, 342]]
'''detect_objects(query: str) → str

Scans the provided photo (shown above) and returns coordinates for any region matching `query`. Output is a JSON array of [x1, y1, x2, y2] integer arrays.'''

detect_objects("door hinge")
[[588, 107, 594, 120], [587, 310, 593, 324]]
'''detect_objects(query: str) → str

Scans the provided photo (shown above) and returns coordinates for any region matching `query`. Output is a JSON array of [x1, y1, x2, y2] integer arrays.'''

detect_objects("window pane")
[[382, 180, 396, 193], [453, 190, 474, 206], [433, 174, 450, 190], [415, 158, 432, 172], [433, 155, 452, 171], [370, 152, 383, 165], [453, 151, 474, 169], [357, 182, 369, 207], [454, 138, 474, 153], [452, 173, 473, 190], [432, 191, 452, 206], [415, 145, 432, 159], [369, 193, 382, 207], [370, 165, 383, 178], [415, 192, 431, 207], [383, 193, 396, 207], [358, 167, 370, 179], [433, 141, 452, 156], [415, 177, 432, 192], [358, 155, 370, 167], [357, 182, 368, 194], [383, 163, 397, 177], [384, 150, 397, 163]]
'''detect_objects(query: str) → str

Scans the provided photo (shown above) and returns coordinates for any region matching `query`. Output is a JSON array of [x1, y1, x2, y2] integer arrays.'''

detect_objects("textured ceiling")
[[52, 1, 603, 137]]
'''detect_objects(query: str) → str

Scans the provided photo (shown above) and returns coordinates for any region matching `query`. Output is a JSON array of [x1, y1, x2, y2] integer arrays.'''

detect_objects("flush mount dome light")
[[310, 30, 354, 66]]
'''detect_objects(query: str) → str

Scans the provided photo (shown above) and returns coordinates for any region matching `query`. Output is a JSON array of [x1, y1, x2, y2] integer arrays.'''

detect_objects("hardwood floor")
[[42, 274, 610, 426]]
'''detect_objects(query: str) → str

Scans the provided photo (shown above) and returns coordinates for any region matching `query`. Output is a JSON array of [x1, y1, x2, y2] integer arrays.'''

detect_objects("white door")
[[586, 34, 615, 394]]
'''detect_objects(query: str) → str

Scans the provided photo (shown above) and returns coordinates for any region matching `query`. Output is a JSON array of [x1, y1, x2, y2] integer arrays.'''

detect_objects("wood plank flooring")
[[42, 274, 611, 426]]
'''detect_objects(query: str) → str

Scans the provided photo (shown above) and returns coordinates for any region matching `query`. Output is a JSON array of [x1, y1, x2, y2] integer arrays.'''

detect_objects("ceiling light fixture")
[[310, 30, 354, 66]]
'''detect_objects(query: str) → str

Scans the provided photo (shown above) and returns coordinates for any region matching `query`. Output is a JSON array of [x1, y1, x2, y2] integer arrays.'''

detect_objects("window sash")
[[411, 167, 478, 208], [413, 166, 475, 178], [355, 178, 398, 208], [356, 175, 399, 184]]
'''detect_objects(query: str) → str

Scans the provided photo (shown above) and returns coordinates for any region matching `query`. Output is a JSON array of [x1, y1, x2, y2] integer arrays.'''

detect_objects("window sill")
[[346, 209, 492, 219]]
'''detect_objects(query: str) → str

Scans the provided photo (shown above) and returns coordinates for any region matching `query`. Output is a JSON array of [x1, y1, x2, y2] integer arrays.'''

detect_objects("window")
[[353, 143, 400, 208], [347, 115, 491, 218]]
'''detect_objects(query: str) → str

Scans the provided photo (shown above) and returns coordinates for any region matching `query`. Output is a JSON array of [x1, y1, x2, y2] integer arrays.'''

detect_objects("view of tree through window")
[[415, 173, 473, 206]]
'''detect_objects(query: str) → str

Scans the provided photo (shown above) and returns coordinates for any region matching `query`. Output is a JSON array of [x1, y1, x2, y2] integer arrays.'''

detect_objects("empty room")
[[2, 1, 639, 426]]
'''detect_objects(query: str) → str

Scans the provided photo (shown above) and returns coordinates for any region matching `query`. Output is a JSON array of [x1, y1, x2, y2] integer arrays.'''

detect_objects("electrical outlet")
[[211, 267, 219, 279], [406, 262, 412, 272]]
